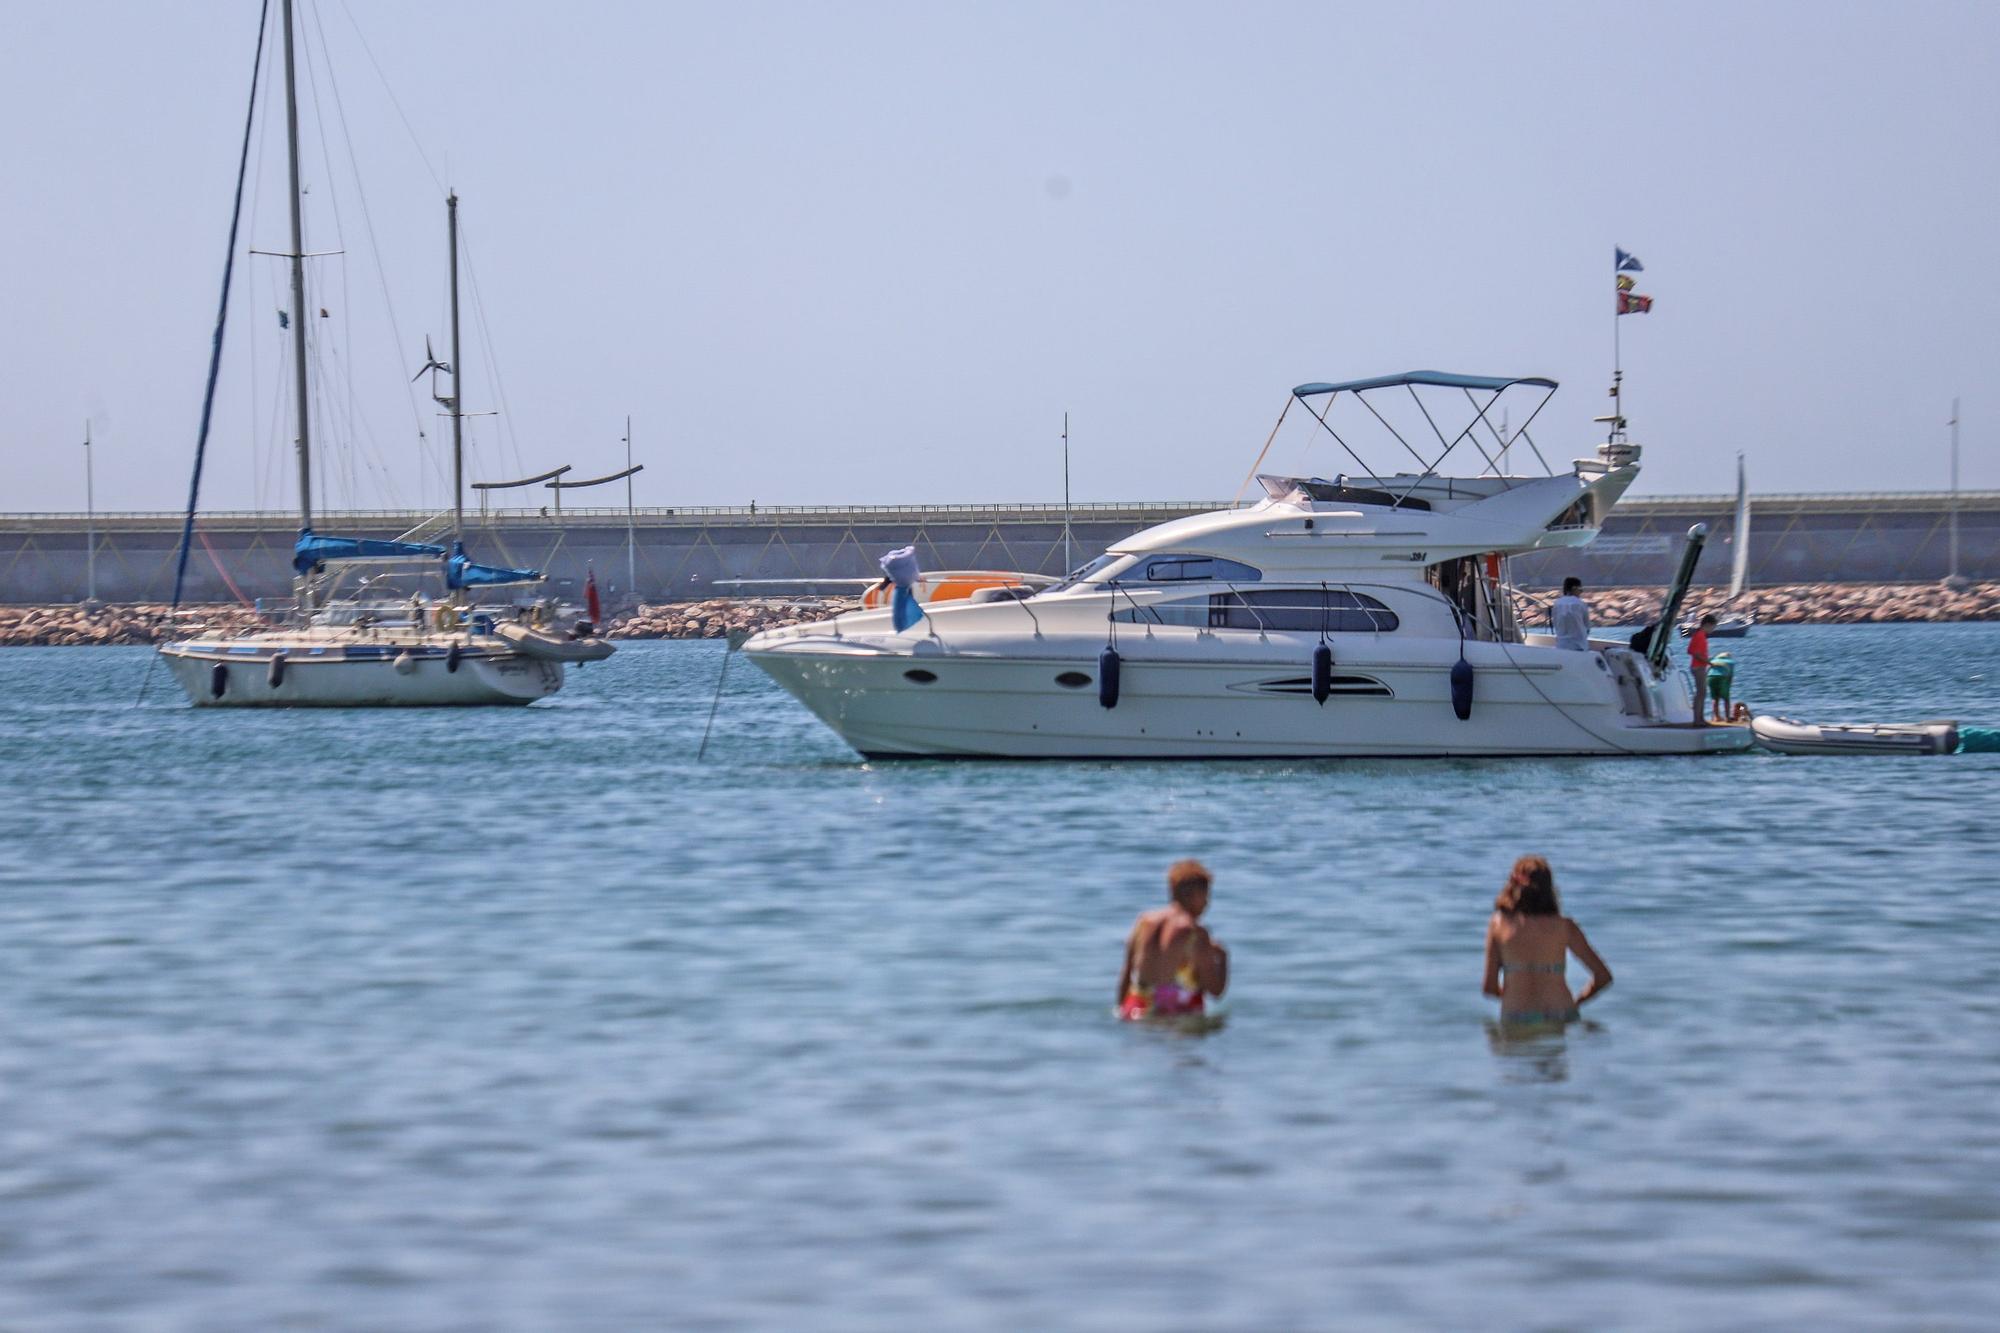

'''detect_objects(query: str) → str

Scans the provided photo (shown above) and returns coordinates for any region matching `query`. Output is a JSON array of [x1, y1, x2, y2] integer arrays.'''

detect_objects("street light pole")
[[84, 419, 97, 603], [1062, 411, 1072, 574], [1947, 397, 1965, 589], [624, 414, 637, 608]]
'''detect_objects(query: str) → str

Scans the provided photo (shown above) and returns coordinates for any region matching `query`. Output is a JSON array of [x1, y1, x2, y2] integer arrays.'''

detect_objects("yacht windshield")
[[1119, 554, 1262, 584], [1049, 552, 1133, 592]]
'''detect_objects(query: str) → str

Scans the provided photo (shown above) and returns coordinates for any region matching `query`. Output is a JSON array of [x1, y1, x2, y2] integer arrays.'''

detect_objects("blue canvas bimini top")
[[1292, 371, 1557, 398]]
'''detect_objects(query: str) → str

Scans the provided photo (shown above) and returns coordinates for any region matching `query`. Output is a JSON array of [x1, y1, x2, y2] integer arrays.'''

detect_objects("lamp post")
[[1062, 411, 1072, 574], [1946, 398, 1968, 590], [624, 415, 637, 608], [83, 419, 98, 604]]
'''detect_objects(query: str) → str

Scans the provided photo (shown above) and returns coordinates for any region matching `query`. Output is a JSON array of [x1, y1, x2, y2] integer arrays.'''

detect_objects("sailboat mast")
[[280, 0, 312, 530], [448, 191, 464, 546]]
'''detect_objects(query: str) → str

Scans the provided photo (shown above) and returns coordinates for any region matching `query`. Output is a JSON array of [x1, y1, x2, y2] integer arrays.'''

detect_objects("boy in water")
[[1117, 859, 1229, 1019], [1707, 651, 1736, 722]]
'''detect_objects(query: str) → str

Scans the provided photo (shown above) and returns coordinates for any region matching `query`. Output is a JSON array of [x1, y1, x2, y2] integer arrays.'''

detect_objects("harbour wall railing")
[[2, 492, 1994, 605]]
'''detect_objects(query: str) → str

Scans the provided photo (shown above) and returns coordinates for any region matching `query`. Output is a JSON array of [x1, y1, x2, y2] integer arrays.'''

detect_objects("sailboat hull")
[[159, 640, 563, 707]]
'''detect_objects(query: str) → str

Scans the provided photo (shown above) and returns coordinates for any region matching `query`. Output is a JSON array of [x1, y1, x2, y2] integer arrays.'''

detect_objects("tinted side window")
[[1119, 554, 1262, 583], [1109, 598, 1210, 627], [1211, 590, 1398, 632]]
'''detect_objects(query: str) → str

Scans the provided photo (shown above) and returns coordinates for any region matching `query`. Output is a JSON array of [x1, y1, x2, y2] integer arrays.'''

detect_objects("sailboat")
[[1681, 452, 1755, 639], [157, 0, 611, 707]]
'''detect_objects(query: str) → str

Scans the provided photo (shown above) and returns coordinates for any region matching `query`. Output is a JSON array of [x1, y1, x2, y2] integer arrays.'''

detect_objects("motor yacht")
[[745, 371, 1753, 758]]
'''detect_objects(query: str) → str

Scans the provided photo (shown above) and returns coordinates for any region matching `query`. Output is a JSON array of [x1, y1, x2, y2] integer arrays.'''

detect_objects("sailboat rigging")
[[156, 0, 612, 706]]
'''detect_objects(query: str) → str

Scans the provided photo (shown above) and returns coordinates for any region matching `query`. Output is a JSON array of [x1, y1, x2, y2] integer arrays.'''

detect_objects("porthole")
[[903, 668, 938, 684], [1055, 671, 1092, 689]]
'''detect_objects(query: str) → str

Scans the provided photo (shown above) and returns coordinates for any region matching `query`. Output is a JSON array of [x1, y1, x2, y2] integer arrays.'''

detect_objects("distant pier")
[[1, 492, 1994, 605]]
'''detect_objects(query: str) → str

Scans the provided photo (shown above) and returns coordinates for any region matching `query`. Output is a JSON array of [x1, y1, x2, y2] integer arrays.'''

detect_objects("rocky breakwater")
[[1517, 580, 2000, 628], [0, 603, 266, 646], [604, 597, 858, 641]]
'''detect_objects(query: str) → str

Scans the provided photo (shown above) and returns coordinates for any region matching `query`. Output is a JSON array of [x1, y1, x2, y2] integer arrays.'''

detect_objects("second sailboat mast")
[[448, 190, 464, 545]]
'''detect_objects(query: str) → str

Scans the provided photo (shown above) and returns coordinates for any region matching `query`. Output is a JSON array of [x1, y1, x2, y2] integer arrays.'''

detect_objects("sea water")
[[0, 626, 1994, 1329]]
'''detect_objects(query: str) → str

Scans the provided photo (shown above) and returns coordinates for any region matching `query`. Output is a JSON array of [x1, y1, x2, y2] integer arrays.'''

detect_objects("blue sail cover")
[[293, 527, 445, 574], [445, 541, 543, 589]]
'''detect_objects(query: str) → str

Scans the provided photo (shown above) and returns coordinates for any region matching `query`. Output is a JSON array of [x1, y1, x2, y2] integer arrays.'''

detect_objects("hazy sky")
[[4, 0, 1997, 515]]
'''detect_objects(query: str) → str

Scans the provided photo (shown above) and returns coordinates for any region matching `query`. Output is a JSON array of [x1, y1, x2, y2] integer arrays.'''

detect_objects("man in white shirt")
[[1551, 576, 1591, 651]]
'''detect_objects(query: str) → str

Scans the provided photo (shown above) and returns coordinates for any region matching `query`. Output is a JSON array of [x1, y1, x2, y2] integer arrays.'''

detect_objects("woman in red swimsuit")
[[1117, 860, 1229, 1019]]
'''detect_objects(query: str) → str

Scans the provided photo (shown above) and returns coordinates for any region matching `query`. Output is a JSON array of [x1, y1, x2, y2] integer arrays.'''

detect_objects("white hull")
[[751, 636, 1750, 758], [159, 637, 564, 707]]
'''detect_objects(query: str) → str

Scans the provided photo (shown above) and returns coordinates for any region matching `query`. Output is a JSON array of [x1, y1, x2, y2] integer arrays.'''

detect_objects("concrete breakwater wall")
[[5, 491, 1997, 606], [4, 582, 1996, 647]]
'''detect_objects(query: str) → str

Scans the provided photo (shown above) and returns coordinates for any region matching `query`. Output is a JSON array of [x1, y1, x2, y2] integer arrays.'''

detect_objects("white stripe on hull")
[[160, 646, 562, 707], [750, 650, 1750, 758]]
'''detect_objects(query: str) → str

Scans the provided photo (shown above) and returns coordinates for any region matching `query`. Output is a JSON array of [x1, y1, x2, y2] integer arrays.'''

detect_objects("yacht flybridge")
[[746, 371, 1753, 757]]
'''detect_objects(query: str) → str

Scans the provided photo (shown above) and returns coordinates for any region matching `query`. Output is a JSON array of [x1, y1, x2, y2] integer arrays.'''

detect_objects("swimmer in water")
[[1117, 859, 1229, 1020], [1482, 855, 1612, 1028]]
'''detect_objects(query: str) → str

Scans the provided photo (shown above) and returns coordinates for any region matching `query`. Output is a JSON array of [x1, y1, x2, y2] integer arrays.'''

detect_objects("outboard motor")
[[1311, 642, 1333, 705], [1098, 645, 1122, 709], [266, 654, 287, 689], [1450, 654, 1474, 721]]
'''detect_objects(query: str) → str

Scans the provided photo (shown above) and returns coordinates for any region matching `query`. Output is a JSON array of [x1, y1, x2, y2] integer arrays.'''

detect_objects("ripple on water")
[[0, 629, 1995, 1328]]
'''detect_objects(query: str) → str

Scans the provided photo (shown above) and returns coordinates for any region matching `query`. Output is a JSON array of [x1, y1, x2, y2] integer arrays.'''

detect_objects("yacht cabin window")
[[1112, 588, 1398, 632], [1116, 554, 1262, 584]]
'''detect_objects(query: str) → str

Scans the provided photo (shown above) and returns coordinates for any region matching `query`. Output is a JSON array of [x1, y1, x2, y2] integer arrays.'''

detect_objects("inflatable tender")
[[493, 621, 616, 663], [1752, 716, 1961, 756]]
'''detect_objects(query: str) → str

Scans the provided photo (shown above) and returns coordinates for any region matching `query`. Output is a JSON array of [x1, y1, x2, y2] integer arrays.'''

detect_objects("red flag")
[[1618, 291, 1655, 315], [585, 565, 603, 622]]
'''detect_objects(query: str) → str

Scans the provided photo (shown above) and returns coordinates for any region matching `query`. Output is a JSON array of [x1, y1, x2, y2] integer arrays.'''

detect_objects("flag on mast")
[[585, 564, 603, 622], [1615, 248, 1644, 272], [1618, 291, 1655, 315]]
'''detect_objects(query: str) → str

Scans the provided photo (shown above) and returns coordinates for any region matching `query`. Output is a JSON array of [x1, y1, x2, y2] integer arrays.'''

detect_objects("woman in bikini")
[[1117, 859, 1229, 1020], [1482, 855, 1612, 1027]]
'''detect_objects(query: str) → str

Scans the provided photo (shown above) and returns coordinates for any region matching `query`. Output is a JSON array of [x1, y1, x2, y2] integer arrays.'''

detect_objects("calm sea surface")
[[1, 625, 1996, 1330]]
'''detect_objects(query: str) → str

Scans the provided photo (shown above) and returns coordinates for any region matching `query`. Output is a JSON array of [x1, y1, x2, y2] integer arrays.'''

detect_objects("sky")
[[3, 0, 1997, 515]]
